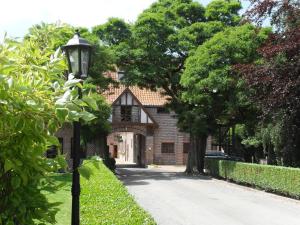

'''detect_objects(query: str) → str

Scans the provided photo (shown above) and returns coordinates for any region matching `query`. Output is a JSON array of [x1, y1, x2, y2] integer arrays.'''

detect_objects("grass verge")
[[205, 159, 300, 199], [44, 160, 156, 225]]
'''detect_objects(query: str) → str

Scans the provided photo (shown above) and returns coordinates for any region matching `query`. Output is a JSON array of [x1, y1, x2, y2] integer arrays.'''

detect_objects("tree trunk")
[[196, 134, 207, 174], [185, 134, 195, 174], [185, 133, 207, 174]]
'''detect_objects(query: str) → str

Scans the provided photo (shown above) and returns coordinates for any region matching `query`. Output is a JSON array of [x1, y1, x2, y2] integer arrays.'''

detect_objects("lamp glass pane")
[[69, 48, 79, 75], [81, 48, 90, 78]]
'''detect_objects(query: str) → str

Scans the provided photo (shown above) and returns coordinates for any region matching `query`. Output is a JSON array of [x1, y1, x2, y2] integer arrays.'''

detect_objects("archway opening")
[[107, 132, 146, 167]]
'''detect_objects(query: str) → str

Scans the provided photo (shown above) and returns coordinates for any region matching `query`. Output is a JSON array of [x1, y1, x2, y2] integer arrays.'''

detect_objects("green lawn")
[[44, 173, 72, 225], [44, 160, 155, 225]]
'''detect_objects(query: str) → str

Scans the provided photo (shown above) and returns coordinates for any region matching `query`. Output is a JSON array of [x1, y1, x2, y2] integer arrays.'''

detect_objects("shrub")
[[80, 160, 156, 225], [0, 33, 67, 225], [0, 25, 100, 224], [205, 159, 300, 198]]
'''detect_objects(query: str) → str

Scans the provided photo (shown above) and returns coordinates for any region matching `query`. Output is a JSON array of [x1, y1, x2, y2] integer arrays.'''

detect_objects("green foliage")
[[95, 0, 243, 173], [205, 159, 300, 198], [26, 22, 112, 148], [25, 22, 74, 53], [26, 22, 115, 88], [180, 24, 271, 133], [80, 161, 156, 225], [205, 0, 241, 25], [260, 123, 283, 154], [0, 35, 66, 225], [0, 23, 109, 224], [93, 18, 131, 46], [80, 92, 111, 146], [111, 0, 239, 97], [239, 121, 284, 159], [44, 160, 155, 224]]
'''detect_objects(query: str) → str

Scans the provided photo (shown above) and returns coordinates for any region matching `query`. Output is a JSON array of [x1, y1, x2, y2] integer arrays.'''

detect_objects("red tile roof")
[[102, 71, 168, 106]]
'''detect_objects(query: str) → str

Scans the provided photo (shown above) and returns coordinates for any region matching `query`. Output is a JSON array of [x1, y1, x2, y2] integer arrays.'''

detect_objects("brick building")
[[56, 71, 215, 166]]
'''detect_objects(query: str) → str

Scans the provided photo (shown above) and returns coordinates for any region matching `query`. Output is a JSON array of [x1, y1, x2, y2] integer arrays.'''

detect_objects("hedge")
[[80, 160, 156, 225], [205, 159, 300, 198], [44, 160, 155, 225]]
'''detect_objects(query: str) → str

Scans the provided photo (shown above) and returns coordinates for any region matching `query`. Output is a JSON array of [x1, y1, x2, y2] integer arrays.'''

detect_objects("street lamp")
[[62, 30, 92, 225]]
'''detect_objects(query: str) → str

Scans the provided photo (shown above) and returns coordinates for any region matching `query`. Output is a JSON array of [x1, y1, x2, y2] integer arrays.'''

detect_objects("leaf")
[[0, 99, 8, 104], [7, 77, 13, 88], [47, 136, 59, 146], [83, 96, 98, 110], [56, 155, 67, 170], [19, 172, 28, 185], [52, 81, 60, 90], [73, 99, 88, 107], [55, 89, 71, 106], [68, 110, 80, 121], [53, 47, 61, 60], [26, 100, 37, 106], [55, 108, 69, 121], [79, 111, 97, 122], [11, 176, 21, 189], [4, 159, 14, 172], [64, 79, 82, 88]]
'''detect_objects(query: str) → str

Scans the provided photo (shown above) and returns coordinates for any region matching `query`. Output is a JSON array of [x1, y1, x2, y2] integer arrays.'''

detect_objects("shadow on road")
[[116, 167, 212, 186]]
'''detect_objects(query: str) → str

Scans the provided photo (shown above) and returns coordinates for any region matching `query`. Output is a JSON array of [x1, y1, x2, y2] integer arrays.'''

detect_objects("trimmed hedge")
[[205, 159, 300, 198], [44, 160, 155, 224], [80, 160, 156, 225]]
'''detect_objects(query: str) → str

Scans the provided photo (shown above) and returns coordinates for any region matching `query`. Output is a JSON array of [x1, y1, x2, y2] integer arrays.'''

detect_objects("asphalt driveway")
[[117, 166, 300, 225]]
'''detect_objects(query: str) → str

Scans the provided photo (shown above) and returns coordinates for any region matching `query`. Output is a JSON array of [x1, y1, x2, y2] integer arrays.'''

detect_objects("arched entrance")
[[107, 125, 147, 167]]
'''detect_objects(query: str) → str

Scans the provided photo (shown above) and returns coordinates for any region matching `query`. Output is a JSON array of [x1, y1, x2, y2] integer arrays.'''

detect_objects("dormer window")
[[117, 71, 125, 80], [121, 106, 132, 121]]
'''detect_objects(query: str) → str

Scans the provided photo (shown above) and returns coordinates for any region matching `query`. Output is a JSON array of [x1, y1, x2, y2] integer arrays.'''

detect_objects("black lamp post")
[[62, 31, 92, 225]]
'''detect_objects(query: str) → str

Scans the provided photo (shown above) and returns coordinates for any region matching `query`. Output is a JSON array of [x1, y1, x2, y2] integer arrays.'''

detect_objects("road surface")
[[117, 166, 300, 225]]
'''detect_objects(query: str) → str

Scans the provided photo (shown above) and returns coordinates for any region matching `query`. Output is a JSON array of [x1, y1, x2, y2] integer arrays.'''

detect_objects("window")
[[121, 106, 132, 121], [161, 143, 175, 153], [183, 143, 190, 154], [157, 107, 170, 114], [117, 71, 125, 80]]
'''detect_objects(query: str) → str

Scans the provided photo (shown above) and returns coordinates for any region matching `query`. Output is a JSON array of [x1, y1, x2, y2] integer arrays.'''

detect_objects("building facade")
[[55, 72, 215, 166]]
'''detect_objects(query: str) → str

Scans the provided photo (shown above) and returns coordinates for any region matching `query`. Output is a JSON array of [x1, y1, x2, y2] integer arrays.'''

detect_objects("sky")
[[0, 0, 249, 39]]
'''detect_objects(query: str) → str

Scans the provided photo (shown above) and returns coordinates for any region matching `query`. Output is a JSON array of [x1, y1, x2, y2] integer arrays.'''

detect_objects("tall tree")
[[238, 0, 300, 166], [181, 24, 270, 172], [94, 0, 242, 173]]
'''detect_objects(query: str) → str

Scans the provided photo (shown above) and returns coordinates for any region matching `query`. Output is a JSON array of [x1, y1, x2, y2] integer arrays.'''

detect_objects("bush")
[[0, 31, 67, 224], [205, 159, 300, 198], [0, 24, 101, 224], [80, 160, 156, 225]]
